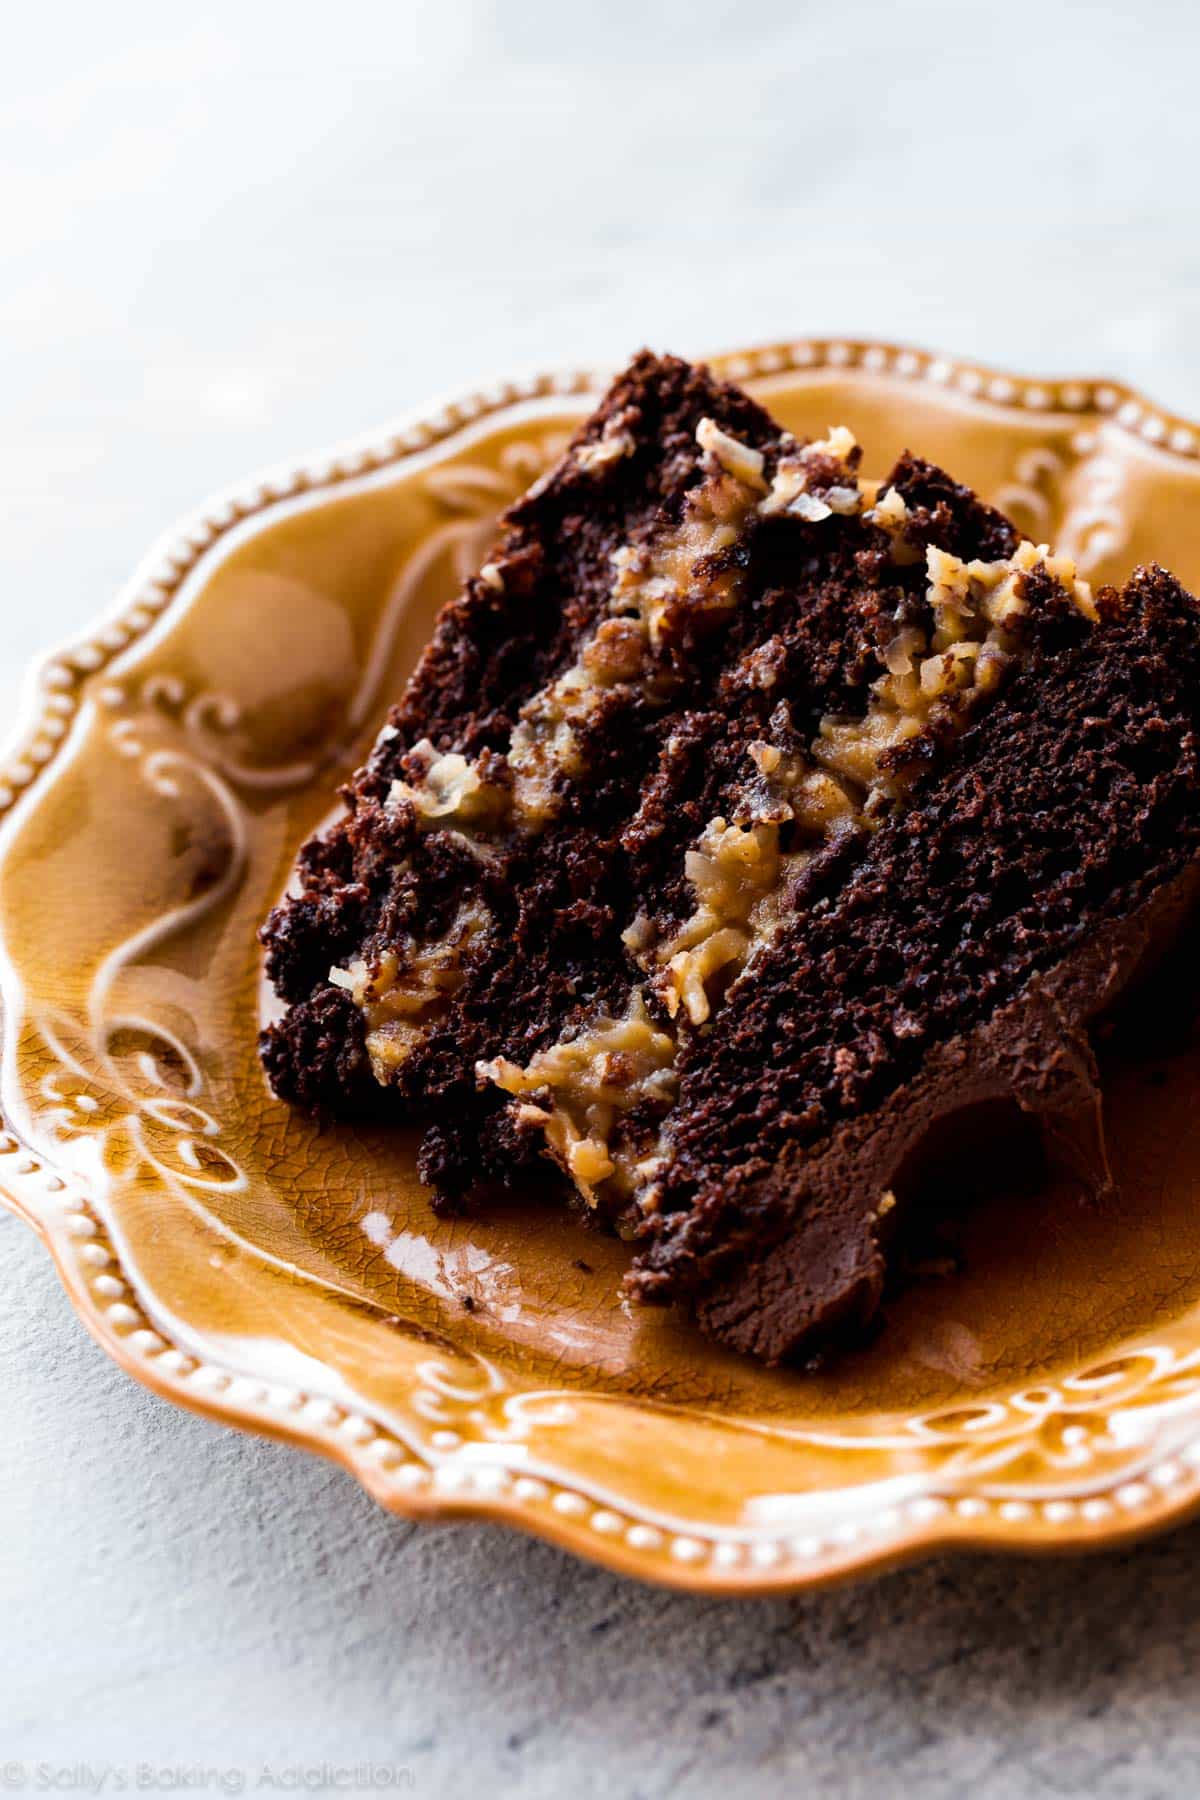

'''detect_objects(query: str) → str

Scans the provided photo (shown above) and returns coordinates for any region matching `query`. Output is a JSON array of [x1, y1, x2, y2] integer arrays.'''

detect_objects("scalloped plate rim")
[[5, 336, 1200, 1595]]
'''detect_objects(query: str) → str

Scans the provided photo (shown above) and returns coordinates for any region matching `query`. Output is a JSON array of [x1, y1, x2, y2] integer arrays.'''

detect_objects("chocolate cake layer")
[[631, 564, 1200, 1357], [260, 352, 1200, 1364]]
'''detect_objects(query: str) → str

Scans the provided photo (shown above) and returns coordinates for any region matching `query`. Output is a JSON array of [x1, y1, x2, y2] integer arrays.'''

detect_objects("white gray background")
[[4, 1, 1200, 1793]]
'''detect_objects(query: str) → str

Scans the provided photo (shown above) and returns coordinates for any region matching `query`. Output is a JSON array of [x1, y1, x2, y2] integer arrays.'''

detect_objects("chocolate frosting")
[[677, 859, 1200, 1364]]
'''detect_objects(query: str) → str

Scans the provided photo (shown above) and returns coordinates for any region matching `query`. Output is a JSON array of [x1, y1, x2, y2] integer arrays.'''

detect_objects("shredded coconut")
[[477, 994, 678, 1205]]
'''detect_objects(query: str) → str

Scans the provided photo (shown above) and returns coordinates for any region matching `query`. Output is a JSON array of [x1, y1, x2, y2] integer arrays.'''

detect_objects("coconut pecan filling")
[[477, 994, 677, 1205], [505, 416, 774, 826], [329, 415, 796, 1067], [331, 900, 492, 1082], [480, 518, 1096, 1211], [383, 415, 868, 845], [332, 416, 1096, 1197]]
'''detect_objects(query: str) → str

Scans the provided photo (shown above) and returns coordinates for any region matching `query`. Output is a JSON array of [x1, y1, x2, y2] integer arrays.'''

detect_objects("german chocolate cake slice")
[[261, 352, 1200, 1364]]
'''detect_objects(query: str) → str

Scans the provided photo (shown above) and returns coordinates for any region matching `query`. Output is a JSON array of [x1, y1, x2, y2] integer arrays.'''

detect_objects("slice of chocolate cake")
[[260, 351, 1200, 1364]]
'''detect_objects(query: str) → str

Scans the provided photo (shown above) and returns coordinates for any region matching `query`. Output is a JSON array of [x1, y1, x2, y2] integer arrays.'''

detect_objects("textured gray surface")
[[6, 0, 1200, 1792]]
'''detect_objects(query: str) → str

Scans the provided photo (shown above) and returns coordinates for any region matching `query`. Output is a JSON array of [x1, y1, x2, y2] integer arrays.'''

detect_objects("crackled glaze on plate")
[[6, 340, 1200, 1593]]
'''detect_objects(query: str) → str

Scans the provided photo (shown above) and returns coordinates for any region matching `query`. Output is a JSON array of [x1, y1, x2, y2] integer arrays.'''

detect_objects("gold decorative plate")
[[7, 339, 1200, 1594]]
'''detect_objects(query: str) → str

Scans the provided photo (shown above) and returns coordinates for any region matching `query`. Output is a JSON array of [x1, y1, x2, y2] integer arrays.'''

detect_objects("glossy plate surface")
[[6, 340, 1200, 1593]]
